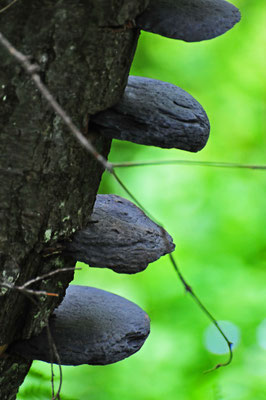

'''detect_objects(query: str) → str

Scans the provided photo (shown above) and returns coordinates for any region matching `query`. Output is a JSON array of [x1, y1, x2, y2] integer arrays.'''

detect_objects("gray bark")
[[0, 1, 148, 398]]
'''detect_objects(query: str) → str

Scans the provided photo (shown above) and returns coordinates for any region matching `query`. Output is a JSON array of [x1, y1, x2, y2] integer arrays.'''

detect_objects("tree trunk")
[[0, 1, 148, 398]]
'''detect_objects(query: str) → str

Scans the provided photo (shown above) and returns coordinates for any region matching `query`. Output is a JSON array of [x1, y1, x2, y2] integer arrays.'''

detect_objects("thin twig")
[[0, 31, 234, 375], [22, 267, 81, 288], [111, 170, 157, 221], [169, 253, 233, 372], [0, 0, 19, 14], [0, 31, 113, 173], [0, 279, 70, 398], [47, 324, 55, 400], [112, 159, 266, 170], [0, 32, 89, 397], [1, 289, 63, 397], [0, 282, 59, 297], [2, 31, 262, 176], [110, 171, 233, 371], [46, 323, 63, 400], [0, 266, 80, 397], [0, 267, 80, 298]]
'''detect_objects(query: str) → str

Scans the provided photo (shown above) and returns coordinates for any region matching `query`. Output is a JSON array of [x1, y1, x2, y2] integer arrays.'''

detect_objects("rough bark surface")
[[0, 1, 148, 398]]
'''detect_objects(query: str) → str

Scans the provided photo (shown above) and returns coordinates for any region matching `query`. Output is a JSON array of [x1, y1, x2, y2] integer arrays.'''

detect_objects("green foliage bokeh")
[[19, 1, 266, 399]]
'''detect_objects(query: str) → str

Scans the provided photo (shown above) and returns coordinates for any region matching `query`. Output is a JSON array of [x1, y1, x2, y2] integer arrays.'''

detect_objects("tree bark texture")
[[0, 1, 148, 398]]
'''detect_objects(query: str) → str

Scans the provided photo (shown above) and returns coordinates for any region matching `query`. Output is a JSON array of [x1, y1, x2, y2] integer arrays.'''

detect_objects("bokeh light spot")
[[256, 319, 266, 350], [204, 320, 240, 355]]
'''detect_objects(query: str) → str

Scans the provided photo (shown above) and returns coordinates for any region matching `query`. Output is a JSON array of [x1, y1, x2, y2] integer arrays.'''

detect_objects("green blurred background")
[[18, 1, 266, 399]]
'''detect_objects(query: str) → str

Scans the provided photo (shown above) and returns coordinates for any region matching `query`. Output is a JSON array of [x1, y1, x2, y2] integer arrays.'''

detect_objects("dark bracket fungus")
[[64, 194, 175, 274], [136, 0, 241, 42], [91, 76, 210, 152], [9, 285, 150, 366]]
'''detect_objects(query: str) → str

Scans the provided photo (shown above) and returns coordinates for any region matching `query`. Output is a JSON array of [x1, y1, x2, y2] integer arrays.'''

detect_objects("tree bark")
[[0, 1, 148, 398]]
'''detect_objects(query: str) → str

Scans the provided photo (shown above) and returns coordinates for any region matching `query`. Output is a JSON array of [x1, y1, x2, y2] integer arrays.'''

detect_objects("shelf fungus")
[[135, 0, 241, 42], [64, 194, 175, 274], [91, 76, 210, 152], [9, 285, 150, 365]]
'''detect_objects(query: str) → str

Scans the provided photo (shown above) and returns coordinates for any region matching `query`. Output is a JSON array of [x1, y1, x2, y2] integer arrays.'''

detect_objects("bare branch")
[[0, 267, 80, 298], [46, 324, 63, 400], [110, 170, 233, 370], [0, 282, 59, 298], [0, 31, 113, 173], [112, 159, 266, 170], [0, 266, 77, 398], [0, 0, 19, 14], [169, 253, 233, 372], [22, 267, 81, 288], [0, 30, 234, 378]]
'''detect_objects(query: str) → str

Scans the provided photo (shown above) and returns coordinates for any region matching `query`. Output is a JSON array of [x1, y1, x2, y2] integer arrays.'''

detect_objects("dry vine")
[[0, 28, 264, 397], [0, 267, 80, 399], [0, 0, 19, 14]]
